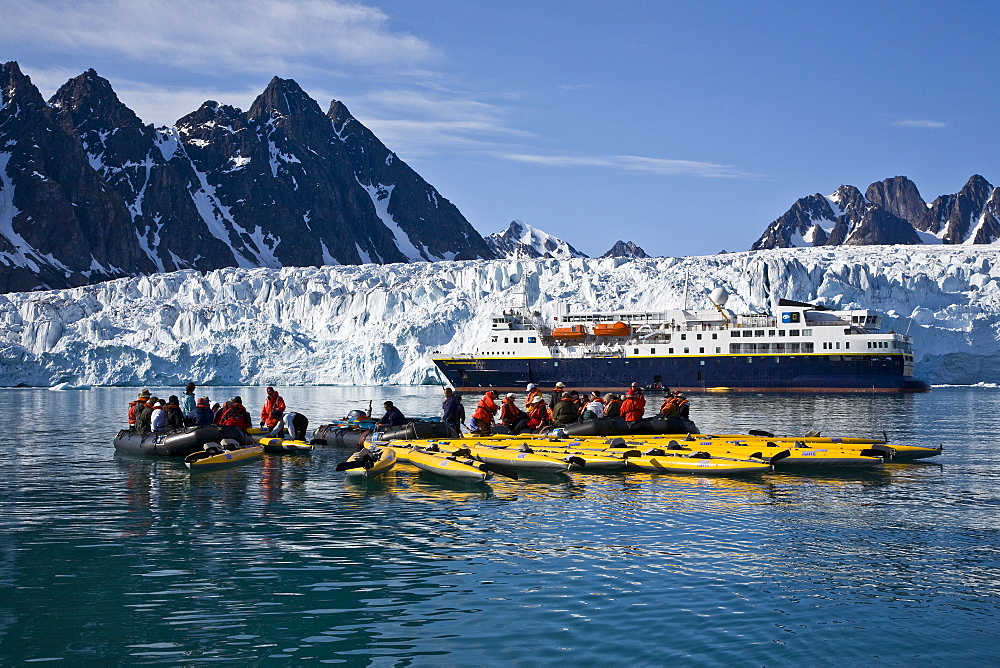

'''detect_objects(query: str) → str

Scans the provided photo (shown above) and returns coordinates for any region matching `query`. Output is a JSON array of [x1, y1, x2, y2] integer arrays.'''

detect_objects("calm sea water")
[[1, 385, 998, 665]]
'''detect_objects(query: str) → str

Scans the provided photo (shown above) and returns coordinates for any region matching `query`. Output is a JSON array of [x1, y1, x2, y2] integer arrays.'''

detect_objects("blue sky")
[[2, 0, 997, 257]]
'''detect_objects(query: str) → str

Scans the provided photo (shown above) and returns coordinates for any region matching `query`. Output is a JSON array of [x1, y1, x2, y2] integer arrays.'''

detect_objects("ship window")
[[504, 338, 509, 343], [699, 347, 705, 353], [755, 330, 764, 337], [778, 330, 785, 336], [803, 343, 814, 352], [491, 336, 498, 343], [789, 329, 800, 336], [650, 348, 655, 354], [802, 329, 812, 336], [768, 330, 775, 336], [684, 347, 690, 353], [528, 337, 536, 343], [634, 348, 639, 354], [836, 342, 840, 349], [712, 333, 718, 339], [732, 331, 741, 337], [700, 360, 705, 366], [669, 348, 674, 354], [681, 334, 687, 340], [696, 333, 702, 340], [715, 347, 721, 353]]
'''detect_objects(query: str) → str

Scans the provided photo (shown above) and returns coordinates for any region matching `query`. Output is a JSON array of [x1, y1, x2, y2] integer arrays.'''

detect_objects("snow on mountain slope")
[[1, 246, 999, 387], [485, 220, 588, 259]]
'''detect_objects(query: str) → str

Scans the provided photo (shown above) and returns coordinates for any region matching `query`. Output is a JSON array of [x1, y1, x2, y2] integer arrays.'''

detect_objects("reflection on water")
[[0, 385, 998, 664]]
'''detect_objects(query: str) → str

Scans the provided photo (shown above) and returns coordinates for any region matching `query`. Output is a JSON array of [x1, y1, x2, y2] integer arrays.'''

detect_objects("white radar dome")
[[709, 287, 729, 306]]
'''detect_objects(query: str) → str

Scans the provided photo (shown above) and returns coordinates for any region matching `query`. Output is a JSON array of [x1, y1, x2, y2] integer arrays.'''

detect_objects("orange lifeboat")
[[593, 321, 631, 337], [552, 325, 588, 340]]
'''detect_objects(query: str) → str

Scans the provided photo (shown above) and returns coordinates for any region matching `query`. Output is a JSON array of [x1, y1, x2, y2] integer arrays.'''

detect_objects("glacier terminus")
[[1, 245, 998, 389]]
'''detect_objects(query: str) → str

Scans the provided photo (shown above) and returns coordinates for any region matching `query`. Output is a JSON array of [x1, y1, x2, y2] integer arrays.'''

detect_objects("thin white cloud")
[[1, 0, 438, 75], [341, 87, 534, 157], [892, 119, 946, 128], [503, 153, 758, 179]]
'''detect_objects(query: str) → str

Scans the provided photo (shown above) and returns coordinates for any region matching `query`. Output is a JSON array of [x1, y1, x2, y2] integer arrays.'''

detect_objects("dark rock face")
[[752, 175, 998, 250], [0, 62, 495, 293], [328, 99, 494, 262], [0, 62, 156, 292], [601, 240, 649, 258]]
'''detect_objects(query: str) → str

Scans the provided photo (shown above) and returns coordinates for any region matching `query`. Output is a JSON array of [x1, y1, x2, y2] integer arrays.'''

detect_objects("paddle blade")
[[336, 460, 368, 471], [566, 456, 587, 468], [768, 449, 791, 465]]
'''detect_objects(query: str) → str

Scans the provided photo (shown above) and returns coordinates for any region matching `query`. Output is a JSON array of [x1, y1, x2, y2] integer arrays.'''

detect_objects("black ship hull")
[[432, 353, 930, 393]]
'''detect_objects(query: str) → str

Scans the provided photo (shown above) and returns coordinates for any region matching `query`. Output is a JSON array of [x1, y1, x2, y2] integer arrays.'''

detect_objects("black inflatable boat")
[[113, 425, 255, 457]]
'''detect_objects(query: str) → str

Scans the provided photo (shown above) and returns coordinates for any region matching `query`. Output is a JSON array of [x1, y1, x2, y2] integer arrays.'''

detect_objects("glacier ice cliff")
[[1, 246, 999, 387]]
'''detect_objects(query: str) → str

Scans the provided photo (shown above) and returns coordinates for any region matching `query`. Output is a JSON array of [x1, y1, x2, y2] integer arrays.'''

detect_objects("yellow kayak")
[[403, 445, 496, 482], [694, 434, 941, 460], [457, 441, 633, 471], [667, 439, 884, 469], [625, 450, 773, 475], [339, 446, 397, 479], [259, 437, 314, 454], [487, 435, 884, 469], [185, 443, 263, 470], [393, 439, 571, 472]]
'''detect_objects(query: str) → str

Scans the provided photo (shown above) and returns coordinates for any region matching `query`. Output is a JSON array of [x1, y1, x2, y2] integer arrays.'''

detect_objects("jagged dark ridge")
[[0, 62, 495, 293]]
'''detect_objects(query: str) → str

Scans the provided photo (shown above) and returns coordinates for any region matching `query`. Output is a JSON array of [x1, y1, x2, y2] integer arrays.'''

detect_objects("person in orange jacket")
[[472, 390, 500, 435], [260, 386, 286, 429]]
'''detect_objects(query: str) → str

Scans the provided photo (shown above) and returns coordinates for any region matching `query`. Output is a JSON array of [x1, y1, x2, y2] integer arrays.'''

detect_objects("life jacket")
[[660, 398, 680, 417], [261, 394, 286, 427], [500, 402, 526, 426], [220, 404, 252, 429], [621, 397, 644, 422], [524, 389, 542, 410], [128, 400, 143, 426], [473, 393, 499, 422], [527, 402, 550, 429]]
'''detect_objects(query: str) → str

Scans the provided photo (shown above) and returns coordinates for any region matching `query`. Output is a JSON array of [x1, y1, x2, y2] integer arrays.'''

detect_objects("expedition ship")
[[431, 288, 929, 393]]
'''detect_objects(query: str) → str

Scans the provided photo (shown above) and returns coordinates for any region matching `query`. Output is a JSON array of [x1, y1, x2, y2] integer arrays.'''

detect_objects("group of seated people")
[[127, 385, 310, 440], [469, 382, 689, 436]]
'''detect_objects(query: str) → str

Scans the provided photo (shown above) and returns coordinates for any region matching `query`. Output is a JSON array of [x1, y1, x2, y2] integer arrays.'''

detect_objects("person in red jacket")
[[260, 387, 286, 429], [219, 396, 252, 429], [472, 390, 500, 435], [499, 393, 529, 434], [621, 387, 646, 423], [526, 398, 551, 431], [127, 388, 150, 427]]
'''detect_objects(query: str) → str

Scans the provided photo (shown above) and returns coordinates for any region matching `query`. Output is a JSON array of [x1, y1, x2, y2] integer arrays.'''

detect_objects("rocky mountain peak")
[[249, 76, 324, 122], [752, 175, 997, 250], [49, 68, 145, 137], [485, 220, 588, 260], [1, 61, 46, 110], [601, 240, 650, 258], [865, 176, 929, 230]]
